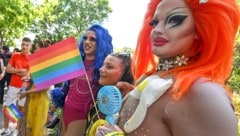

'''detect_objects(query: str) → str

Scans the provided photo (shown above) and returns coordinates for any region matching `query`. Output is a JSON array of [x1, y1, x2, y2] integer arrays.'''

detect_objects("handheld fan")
[[20, 77, 30, 92], [97, 85, 122, 125]]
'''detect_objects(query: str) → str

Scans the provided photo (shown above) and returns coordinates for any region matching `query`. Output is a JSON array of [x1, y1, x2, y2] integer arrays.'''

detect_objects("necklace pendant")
[[157, 55, 190, 71]]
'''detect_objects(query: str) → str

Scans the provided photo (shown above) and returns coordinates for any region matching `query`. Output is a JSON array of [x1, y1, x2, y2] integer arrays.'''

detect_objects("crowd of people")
[[0, 46, 19, 108], [0, 0, 240, 136]]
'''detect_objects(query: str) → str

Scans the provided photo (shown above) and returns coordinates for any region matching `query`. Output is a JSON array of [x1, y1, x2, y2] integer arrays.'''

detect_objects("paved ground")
[[0, 89, 6, 129], [0, 105, 4, 128], [0, 89, 58, 135], [0, 90, 17, 134], [0, 105, 17, 130], [0, 105, 3, 128]]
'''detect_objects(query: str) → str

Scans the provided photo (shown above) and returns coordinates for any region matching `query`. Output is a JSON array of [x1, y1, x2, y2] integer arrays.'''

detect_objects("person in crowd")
[[0, 46, 12, 108], [0, 58, 5, 107], [60, 24, 113, 136], [1, 37, 32, 136], [95, 0, 240, 135], [85, 52, 134, 135], [0, 46, 12, 87], [12, 48, 20, 54], [18, 40, 52, 136]]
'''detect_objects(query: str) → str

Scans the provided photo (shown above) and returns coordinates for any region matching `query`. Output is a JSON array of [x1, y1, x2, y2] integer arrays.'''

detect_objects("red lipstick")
[[152, 37, 168, 46]]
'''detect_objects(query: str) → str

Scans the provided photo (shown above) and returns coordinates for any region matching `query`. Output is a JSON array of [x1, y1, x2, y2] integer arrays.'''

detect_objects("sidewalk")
[[0, 92, 59, 136], [0, 87, 7, 128], [0, 99, 17, 134], [0, 105, 3, 128], [0, 109, 17, 129]]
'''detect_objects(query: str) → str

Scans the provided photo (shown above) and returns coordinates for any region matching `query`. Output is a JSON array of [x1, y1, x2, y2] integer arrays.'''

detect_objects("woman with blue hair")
[[61, 24, 113, 136]]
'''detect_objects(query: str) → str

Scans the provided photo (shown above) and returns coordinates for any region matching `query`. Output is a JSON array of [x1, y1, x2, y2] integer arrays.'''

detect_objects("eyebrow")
[[166, 7, 188, 14], [154, 6, 188, 20]]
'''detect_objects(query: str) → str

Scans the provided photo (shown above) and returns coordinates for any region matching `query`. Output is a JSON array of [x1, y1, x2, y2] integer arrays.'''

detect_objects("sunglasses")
[[83, 36, 96, 42], [112, 52, 131, 59]]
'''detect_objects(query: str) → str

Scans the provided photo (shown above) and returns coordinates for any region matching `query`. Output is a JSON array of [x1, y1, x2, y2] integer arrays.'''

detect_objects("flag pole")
[[84, 74, 100, 119]]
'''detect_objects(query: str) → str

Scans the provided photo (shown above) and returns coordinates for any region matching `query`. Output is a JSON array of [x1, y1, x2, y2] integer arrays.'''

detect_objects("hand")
[[95, 123, 123, 136], [18, 91, 29, 99], [21, 76, 31, 81], [116, 81, 134, 97], [16, 69, 29, 77]]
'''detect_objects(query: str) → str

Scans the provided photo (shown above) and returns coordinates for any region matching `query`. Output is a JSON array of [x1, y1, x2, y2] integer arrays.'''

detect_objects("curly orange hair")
[[132, 0, 240, 99]]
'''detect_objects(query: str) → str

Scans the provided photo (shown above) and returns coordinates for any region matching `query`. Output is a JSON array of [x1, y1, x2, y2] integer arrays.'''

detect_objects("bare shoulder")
[[184, 77, 234, 115], [175, 77, 237, 136], [188, 77, 231, 104]]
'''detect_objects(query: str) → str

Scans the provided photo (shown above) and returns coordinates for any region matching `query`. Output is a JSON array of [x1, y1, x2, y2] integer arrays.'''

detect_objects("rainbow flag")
[[27, 37, 86, 90], [3, 104, 23, 122]]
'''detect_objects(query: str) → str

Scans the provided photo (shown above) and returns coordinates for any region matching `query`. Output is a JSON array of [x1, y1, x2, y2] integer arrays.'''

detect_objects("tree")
[[29, 0, 112, 43], [115, 47, 134, 54], [227, 0, 240, 93], [0, 0, 35, 47], [228, 30, 240, 93]]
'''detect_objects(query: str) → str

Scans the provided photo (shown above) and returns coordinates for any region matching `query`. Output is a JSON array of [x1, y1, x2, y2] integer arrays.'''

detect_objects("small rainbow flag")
[[3, 104, 23, 122], [27, 37, 86, 90]]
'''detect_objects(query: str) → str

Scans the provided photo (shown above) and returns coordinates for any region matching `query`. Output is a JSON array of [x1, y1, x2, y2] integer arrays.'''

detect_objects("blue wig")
[[50, 81, 70, 108], [78, 24, 113, 81]]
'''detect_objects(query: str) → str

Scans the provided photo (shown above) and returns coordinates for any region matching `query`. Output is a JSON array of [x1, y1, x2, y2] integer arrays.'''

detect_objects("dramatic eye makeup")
[[165, 13, 188, 28], [149, 13, 188, 29], [83, 36, 96, 42]]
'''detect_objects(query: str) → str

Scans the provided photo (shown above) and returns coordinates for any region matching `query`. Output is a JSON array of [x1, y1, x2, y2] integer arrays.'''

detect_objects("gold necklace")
[[156, 55, 190, 71]]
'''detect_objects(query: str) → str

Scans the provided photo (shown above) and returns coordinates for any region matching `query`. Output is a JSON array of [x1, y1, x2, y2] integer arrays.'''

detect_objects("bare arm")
[[0, 59, 5, 80], [18, 88, 49, 99], [6, 63, 29, 77], [116, 81, 135, 97]]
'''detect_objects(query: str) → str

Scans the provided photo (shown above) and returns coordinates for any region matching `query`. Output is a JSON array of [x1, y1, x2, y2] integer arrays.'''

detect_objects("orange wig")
[[132, 0, 240, 99]]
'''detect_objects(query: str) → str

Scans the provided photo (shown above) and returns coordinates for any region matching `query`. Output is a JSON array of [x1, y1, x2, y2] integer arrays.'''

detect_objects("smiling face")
[[99, 55, 124, 86], [83, 30, 97, 59], [150, 0, 196, 58]]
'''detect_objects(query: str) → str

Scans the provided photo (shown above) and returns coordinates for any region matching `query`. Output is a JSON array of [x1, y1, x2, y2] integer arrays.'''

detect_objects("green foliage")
[[239, 124, 240, 136], [228, 29, 240, 93], [0, 0, 35, 47], [115, 47, 134, 54], [0, 0, 111, 49], [29, 0, 112, 43], [233, 93, 240, 118], [228, 0, 240, 93], [232, 93, 240, 135]]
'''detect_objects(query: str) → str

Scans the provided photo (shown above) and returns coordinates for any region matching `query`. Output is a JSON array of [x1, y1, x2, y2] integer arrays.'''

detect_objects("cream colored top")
[[117, 78, 237, 136]]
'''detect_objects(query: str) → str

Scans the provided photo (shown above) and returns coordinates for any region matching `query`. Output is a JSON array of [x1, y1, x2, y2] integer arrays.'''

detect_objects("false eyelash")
[[149, 19, 159, 27]]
